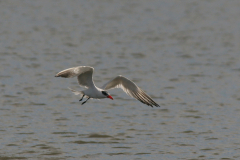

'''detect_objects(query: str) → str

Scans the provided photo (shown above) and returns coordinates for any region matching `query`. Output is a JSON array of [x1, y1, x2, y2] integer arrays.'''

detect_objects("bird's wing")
[[102, 75, 160, 107], [55, 66, 94, 88]]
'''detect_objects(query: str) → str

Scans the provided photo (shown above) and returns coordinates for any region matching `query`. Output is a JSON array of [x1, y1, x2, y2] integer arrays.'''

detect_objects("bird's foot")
[[79, 95, 85, 101], [81, 97, 90, 105]]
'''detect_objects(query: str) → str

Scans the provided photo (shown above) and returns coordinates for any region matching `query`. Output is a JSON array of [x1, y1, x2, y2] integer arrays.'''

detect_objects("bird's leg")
[[81, 97, 90, 105], [79, 94, 85, 101]]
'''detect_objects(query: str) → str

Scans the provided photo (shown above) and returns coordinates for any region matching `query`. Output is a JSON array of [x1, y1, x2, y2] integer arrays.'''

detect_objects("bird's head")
[[102, 91, 113, 100]]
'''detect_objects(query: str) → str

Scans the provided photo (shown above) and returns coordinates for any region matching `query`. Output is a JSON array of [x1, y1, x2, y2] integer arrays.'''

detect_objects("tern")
[[55, 66, 160, 107]]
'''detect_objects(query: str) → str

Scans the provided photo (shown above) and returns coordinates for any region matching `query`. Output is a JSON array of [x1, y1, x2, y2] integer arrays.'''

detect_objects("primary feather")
[[102, 75, 160, 107]]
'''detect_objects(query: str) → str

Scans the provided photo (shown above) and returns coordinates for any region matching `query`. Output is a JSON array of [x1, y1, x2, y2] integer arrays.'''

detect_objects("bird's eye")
[[102, 91, 108, 96]]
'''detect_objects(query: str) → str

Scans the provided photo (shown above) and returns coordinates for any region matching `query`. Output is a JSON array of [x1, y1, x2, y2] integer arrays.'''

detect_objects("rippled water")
[[1, 0, 240, 159]]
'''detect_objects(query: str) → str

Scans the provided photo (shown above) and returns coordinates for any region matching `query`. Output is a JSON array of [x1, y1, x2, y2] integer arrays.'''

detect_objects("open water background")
[[0, 0, 240, 159]]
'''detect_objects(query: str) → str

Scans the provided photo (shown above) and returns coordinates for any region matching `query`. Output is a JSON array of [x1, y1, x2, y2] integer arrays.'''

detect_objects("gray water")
[[1, 0, 240, 159]]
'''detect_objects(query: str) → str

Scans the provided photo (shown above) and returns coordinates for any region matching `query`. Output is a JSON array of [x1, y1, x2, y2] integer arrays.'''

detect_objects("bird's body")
[[55, 66, 160, 107], [82, 87, 106, 99]]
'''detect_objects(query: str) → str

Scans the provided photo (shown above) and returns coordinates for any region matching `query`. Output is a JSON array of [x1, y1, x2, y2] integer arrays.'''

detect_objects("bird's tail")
[[68, 87, 84, 95]]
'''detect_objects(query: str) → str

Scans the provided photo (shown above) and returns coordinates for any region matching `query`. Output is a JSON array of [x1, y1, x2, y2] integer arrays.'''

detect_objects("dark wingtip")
[[153, 104, 160, 108]]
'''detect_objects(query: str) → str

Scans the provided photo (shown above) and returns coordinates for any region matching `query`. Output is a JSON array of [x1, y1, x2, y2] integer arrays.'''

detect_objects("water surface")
[[0, 0, 240, 159]]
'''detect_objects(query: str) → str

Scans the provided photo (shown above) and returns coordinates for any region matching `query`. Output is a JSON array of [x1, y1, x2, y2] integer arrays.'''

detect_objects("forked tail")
[[68, 87, 84, 95]]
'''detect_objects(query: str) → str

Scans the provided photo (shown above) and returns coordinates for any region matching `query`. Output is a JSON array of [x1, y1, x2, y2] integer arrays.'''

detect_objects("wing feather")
[[102, 75, 160, 107], [55, 66, 94, 88]]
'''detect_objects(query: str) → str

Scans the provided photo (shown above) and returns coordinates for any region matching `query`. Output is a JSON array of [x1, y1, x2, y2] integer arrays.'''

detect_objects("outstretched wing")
[[55, 66, 94, 88], [102, 75, 160, 107]]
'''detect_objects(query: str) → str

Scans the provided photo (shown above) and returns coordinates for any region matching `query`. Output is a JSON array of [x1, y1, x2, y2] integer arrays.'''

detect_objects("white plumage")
[[55, 66, 160, 107]]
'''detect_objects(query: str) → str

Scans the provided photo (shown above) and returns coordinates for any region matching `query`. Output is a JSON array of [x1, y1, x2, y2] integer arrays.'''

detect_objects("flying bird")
[[55, 66, 160, 107]]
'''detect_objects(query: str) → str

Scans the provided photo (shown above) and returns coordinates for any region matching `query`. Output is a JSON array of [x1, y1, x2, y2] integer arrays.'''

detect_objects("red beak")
[[107, 95, 113, 100]]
